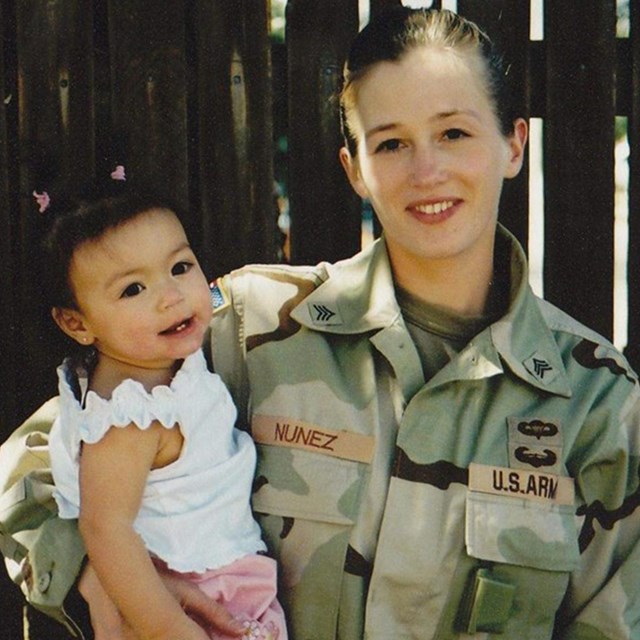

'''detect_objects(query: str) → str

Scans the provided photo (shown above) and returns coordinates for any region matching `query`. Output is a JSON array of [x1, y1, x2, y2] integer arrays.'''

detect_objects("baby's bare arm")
[[79, 422, 210, 640]]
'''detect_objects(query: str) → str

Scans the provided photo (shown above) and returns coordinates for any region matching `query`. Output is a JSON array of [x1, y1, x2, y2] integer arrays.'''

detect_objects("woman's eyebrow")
[[365, 122, 399, 140], [365, 109, 483, 140], [434, 108, 482, 122]]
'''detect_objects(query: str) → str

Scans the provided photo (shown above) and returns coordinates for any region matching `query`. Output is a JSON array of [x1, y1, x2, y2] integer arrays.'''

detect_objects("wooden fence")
[[0, 0, 638, 633]]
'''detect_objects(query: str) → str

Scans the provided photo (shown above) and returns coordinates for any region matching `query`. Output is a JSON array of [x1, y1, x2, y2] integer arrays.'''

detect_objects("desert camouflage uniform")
[[2, 227, 640, 639]]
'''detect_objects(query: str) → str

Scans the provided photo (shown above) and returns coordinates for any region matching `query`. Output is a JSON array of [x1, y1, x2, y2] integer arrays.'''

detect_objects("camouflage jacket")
[[2, 228, 640, 639]]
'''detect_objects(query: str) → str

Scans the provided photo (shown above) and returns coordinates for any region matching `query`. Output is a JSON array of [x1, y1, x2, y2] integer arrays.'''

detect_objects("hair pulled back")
[[340, 6, 517, 155]]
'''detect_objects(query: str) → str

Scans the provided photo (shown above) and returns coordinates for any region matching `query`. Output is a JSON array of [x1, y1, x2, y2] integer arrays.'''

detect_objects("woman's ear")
[[339, 146, 369, 200], [504, 118, 529, 179], [51, 307, 95, 346]]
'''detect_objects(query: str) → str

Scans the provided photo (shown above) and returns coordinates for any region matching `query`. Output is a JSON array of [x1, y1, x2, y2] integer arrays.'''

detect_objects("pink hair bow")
[[32, 190, 51, 213], [110, 165, 126, 181]]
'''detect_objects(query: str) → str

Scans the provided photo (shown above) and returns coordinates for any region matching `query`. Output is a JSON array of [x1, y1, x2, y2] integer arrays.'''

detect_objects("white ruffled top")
[[49, 350, 266, 572]]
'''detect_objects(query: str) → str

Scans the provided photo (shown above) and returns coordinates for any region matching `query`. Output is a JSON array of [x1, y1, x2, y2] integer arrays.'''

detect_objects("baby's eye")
[[375, 138, 403, 153], [172, 261, 192, 276], [121, 283, 145, 298], [443, 128, 469, 141]]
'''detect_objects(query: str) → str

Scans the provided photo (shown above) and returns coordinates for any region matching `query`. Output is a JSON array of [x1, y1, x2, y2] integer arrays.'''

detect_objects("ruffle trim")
[[57, 350, 212, 445]]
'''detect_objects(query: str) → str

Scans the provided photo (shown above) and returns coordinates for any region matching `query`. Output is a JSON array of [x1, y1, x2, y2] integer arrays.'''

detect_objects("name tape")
[[252, 415, 374, 464], [469, 463, 575, 506]]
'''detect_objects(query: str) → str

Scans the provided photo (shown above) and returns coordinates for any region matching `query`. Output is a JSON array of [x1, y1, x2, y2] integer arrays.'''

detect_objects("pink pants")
[[156, 554, 287, 640]]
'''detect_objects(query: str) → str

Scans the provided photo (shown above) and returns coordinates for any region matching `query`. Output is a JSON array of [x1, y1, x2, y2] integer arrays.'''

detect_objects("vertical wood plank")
[[234, 2, 276, 268], [543, 1, 617, 339], [369, 0, 403, 17], [286, 0, 361, 265], [0, 4, 27, 637], [0, 0, 17, 436], [191, 0, 276, 278], [625, 0, 640, 367], [15, 0, 95, 423], [457, 0, 531, 251], [108, 3, 189, 211]]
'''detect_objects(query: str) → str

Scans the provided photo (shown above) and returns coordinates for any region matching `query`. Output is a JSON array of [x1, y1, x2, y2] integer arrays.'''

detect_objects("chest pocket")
[[252, 444, 367, 639], [462, 491, 580, 635], [253, 444, 364, 524], [465, 491, 580, 571]]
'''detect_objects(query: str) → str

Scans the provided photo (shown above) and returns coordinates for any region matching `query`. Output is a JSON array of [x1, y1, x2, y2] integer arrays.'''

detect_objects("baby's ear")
[[51, 307, 95, 346]]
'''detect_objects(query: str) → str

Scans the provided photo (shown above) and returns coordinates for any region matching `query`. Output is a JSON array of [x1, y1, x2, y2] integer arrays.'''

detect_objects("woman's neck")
[[389, 248, 496, 318]]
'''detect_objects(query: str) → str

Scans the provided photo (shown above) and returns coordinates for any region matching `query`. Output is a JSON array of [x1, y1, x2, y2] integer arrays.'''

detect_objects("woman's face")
[[341, 46, 527, 273]]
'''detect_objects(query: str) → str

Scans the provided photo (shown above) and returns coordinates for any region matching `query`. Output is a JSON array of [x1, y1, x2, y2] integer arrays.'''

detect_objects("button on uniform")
[[36, 571, 51, 593]]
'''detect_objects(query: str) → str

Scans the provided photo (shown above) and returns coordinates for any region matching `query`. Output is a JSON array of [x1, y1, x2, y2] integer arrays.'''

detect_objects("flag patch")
[[210, 280, 230, 312]]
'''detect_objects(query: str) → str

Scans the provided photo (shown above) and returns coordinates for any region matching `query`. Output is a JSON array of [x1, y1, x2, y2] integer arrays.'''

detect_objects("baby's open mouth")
[[160, 317, 193, 335]]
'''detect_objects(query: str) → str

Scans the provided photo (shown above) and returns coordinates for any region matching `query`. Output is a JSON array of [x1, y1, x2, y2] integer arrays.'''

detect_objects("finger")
[[79, 563, 129, 640], [171, 579, 245, 637]]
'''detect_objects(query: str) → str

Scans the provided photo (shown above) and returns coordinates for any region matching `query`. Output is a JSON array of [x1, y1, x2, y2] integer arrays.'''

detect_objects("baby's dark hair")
[[40, 177, 185, 312]]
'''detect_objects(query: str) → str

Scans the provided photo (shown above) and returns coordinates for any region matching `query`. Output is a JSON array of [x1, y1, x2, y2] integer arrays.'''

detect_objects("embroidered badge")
[[252, 415, 374, 463], [210, 279, 230, 312], [469, 463, 574, 505], [507, 416, 563, 474], [307, 302, 342, 326], [523, 352, 558, 383]]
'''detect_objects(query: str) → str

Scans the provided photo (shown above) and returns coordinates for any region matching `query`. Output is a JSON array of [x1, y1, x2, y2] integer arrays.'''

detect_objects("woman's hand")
[[160, 571, 245, 637], [78, 563, 135, 640], [79, 562, 245, 639]]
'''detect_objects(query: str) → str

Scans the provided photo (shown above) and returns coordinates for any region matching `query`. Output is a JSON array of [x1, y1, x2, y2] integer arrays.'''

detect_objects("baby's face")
[[68, 208, 212, 373]]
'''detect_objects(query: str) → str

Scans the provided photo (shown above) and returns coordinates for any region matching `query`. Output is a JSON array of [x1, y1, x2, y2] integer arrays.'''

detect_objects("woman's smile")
[[341, 46, 526, 273], [407, 198, 460, 223]]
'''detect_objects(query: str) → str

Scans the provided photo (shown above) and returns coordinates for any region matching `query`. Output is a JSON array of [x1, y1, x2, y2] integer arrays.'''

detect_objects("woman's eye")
[[375, 139, 403, 153], [121, 283, 144, 298], [443, 128, 469, 141], [172, 261, 192, 276]]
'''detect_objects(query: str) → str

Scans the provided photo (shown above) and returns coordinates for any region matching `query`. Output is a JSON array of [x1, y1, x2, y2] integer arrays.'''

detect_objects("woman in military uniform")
[[3, 7, 640, 639]]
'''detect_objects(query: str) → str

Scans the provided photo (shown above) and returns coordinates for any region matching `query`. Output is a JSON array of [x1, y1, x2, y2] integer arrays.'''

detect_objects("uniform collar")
[[488, 226, 572, 397], [290, 227, 572, 398], [290, 238, 401, 334]]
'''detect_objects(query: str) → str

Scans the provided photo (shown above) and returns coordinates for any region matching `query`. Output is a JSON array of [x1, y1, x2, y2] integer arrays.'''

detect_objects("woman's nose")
[[411, 145, 446, 186]]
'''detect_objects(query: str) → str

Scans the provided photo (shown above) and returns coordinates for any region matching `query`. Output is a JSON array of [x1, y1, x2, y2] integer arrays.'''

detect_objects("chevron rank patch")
[[523, 351, 558, 384], [307, 302, 343, 326], [210, 279, 230, 312]]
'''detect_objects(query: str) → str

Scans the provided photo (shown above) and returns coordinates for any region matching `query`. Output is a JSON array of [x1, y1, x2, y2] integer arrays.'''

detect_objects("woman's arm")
[[79, 421, 209, 640], [0, 398, 88, 635]]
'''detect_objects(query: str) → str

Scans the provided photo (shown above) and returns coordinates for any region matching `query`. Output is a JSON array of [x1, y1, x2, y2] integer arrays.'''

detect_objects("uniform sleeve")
[[208, 273, 251, 431], [0, 397, 86, 636], [559, 380, 640, 639]]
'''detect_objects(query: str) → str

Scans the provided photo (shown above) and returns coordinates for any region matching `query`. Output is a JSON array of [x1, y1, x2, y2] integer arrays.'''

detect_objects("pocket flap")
[[466, 491, 580, 572], [252, 444, 365, 525]]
